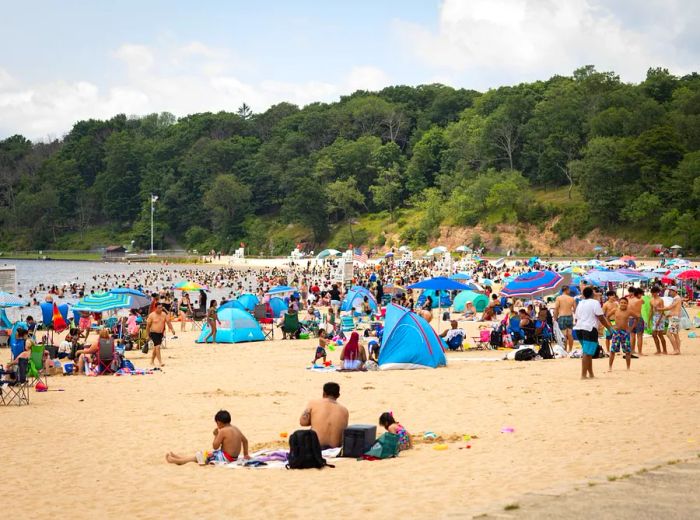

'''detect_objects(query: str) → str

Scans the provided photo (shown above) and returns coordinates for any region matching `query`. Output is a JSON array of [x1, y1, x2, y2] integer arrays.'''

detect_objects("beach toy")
[[433, 444, 448, 450], [463, 435, 471, 442], [336, 339, 343, 346], [299, 333, 310, 339], [688, 332, 697, 338], [466, 444, 472, 449], [324, 361, 332, 367], [328, 344, 336, 351], [280, 432, 288, 438], [423, 431, 438, 441], [500, 427, 515, 433], [35, 382, 48, 392]]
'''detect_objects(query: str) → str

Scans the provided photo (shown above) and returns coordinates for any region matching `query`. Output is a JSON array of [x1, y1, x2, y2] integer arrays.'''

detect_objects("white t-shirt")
[[445, 329, 465, 342], [574, 298, 604, 332]]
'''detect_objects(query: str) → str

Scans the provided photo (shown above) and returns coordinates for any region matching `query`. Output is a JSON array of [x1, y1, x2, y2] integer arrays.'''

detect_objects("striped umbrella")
[[173, 281, 209, 291], [501, 270, 565, 298], [0, 291, 28, 308], [109, 288, 151, 308], [73, 292, 130, 312]]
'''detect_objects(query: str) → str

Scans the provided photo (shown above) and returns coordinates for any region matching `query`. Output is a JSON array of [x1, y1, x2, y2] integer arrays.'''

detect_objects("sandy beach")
[[2, 320, 698, 519]]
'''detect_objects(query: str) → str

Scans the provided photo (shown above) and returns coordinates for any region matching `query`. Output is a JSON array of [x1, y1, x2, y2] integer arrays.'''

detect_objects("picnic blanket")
[[219, 447, 342, 469], [306, 364, 338, 372]]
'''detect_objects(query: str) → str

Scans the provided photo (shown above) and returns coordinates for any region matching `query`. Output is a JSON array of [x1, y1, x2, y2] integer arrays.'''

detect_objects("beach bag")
[[538, 339, 553, 359], [364, 432, 400, 459], [286, 430, 333, 470], [141, 341, 150, 354], [122, 359, 135, 370], [442, 311, 450, 321], [514, 348, 537, 361], [489, 329, 503, 348]]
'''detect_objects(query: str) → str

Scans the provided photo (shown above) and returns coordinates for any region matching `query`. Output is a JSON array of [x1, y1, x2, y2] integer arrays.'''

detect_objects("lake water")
[[0, 259, 257, 321]]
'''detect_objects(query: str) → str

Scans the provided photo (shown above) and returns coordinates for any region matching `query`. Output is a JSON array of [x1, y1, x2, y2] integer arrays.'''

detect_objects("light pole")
[[150, 194, 158, 255]]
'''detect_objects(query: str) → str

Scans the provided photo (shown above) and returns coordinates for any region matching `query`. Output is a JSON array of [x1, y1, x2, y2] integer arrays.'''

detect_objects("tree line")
[[0, 65, 698, 253]]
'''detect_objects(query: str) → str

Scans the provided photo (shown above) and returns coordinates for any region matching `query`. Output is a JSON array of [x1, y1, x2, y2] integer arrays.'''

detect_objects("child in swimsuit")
[[166, 410, 250, 466], [313, 330, 328, 365], [379, 412, 412, 451]]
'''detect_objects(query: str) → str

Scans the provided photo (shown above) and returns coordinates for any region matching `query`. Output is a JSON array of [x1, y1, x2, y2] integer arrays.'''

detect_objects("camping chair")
[[340, 315, 355, 336], [1, 358, 30, 406], [445, 332, 465, 352], [253, 304, 274, 340], [281, 312, 301, 339], [95, 337, 116, 375], [27, 344, 49, 388], [471, 328, 492, 350], [508, 317, 525, 344], [190, 308, 206, 330]]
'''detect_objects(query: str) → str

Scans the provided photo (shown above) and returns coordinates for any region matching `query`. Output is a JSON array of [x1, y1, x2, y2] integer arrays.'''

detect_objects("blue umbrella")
[[268, 285, 297, 295], [73, 292, 130, 312], [584, 270, 631, 284], [109, 288, 151, 308], [0, 291, 28, 308], [449, 272, 471, 280], [501, 270, 564, 298], [408, 277, 473, 291]]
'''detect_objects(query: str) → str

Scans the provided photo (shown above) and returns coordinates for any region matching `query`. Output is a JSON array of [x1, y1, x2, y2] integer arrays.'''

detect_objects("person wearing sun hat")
[[662, 286, 682, 355]]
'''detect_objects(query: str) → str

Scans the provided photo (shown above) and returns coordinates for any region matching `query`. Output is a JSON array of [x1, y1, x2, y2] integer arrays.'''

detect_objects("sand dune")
[[2, 326, 698, 519]]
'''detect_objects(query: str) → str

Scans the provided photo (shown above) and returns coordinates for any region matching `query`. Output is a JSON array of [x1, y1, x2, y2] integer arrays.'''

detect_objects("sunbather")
[[166, 410, 250, 465]]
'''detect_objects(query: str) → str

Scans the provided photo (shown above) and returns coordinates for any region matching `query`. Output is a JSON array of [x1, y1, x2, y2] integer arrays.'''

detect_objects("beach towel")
[[307, 365, 337, 372]]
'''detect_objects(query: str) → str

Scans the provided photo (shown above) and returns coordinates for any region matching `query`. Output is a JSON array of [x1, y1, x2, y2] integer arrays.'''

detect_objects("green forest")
[[1, 65, 699, 254]]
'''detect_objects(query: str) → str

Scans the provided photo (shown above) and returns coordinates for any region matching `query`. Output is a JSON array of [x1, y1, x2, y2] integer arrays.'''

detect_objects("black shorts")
[[149, 332, 164, 346]]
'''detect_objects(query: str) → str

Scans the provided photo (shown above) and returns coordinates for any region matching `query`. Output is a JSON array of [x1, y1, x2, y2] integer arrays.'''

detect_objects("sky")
[[1, 0, 698, 139]]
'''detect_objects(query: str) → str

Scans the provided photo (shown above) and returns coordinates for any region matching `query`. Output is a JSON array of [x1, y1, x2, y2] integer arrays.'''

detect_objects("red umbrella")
[[677, 269, 700, 280]]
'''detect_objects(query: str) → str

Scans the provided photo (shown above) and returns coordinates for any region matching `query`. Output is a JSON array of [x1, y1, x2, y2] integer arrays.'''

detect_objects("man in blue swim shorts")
[[609, 297, 633, 371], [574, 287, 613, 379]]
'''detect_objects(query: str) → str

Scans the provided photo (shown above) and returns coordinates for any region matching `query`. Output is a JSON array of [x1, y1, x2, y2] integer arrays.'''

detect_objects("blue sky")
[[1, 0, 697, 138]]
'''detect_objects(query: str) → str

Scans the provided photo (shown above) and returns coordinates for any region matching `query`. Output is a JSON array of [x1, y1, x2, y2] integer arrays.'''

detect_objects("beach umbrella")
[[501, 270, 565, 298], [593, 246, 603, 251], [560, 266, 585, 275], [173, 281, 209, 291], [677, 269, 700, 281], [449, 272, 472, 280], [480, 278, 493, 287], [619, 255, 636, 261], [408, 277, 474, 333], [669, 245, 682, 249], [398, 245, 410, 252], [383, 283, 406, 295], [616, 269, 654, 281], [73, 292, 130, 312], [267, 285, 297, 295], [606, 259, 627, 266], [426, 246, 448, 256], [584, 269, 631, 284], [316, 249, 342, 259], [585, 259, 604, 267], [455, 245, 471, 253], [492, 257, 506, 267], [0, 291, 28, 308], [109, 288, 151, 308], [384, 252, 394, 258]]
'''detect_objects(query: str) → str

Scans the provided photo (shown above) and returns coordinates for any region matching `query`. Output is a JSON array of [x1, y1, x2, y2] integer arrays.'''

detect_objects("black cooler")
[[342, 424, 377, 457]]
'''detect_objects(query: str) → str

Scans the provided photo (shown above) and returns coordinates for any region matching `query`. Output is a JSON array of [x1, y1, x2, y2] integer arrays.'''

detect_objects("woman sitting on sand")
[[463, 302, 477, 321], [340, 331, 367, 371]]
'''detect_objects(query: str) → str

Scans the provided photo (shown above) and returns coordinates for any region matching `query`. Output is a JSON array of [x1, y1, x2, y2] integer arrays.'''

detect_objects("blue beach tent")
[[219, 300, 247, 312], [378, 304, 447, 370], [340, 286, 378, 312], [452, 291, 489, 312], [269, 297, 287, 318], [0, 308, 12, 328], [236, 293, 259, 311], [196, 307, 264, 343]]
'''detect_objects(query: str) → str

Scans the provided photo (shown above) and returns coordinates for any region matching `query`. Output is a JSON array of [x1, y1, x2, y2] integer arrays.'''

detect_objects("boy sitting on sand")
[[609, 297, 634, 371], [166, 410, 250, 465]]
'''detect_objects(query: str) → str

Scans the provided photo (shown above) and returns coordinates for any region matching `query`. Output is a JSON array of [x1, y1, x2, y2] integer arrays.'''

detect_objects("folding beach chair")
[[27, 344, 49, 389], [1, 358, 30, 406], [190, 308, 206, 331], [340, 315, 355, 335], [281, 312, 301, 339], [471, 328, 492, 350], [253, 304, 274, 340], [95, 337, 116, 375]]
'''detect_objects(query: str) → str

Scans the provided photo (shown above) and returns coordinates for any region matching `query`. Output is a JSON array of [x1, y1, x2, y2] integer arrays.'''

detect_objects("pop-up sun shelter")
[[452, 290, 489, 312], [236, 293, 259, 311], [378, 304, 447, 370], [340, 286, 378, 313], [196, 307, 264, 343]]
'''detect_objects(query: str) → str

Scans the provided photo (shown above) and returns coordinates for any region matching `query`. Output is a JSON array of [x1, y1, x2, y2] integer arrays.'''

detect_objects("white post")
[[150, 194, 158, 256]]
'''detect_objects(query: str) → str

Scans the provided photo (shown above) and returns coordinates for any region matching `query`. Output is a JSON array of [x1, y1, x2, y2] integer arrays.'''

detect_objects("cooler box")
[[342, 424, 377, 457]]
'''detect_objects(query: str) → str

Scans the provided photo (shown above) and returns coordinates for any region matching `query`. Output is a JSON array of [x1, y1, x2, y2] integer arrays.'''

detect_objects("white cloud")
[[394, 0, 698, 87], [0, 41, 391, 139]]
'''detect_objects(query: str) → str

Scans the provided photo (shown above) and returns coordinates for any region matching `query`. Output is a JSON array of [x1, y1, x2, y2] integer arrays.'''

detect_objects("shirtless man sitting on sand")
[[166, 409, 250, 465], [299, 382, 349, 449], [554, 286, 576, 352]]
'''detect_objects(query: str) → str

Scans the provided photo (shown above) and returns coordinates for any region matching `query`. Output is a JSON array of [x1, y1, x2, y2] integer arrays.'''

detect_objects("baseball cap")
[[667, 285, 678, 291]]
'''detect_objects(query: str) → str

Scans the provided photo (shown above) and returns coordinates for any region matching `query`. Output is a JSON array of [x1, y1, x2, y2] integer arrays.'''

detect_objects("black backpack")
[[490, 329, 503, 348], [515, 348, 537, 361], [286, 430, 334, 470], [538, 339, 554, 359]]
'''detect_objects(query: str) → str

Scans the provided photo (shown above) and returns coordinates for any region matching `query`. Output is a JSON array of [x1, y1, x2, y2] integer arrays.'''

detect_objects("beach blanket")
[[307, 364, 338, 372], [114, 368, 154, 376], [223, 448, 342, 469]]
